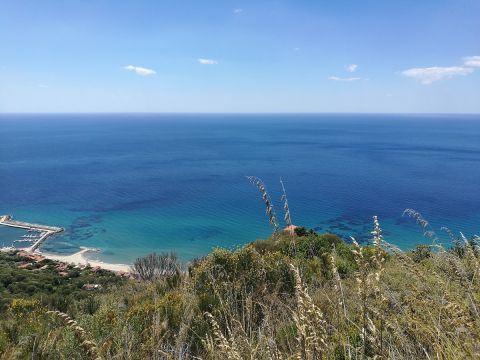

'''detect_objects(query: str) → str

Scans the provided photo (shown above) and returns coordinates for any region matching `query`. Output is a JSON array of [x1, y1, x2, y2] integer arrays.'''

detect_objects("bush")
[[411, 244, 432, 262], [132, 252, 180, 281]]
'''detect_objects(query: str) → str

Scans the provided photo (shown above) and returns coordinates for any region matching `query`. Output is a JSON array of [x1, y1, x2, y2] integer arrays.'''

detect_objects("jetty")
[[0, 215, 64, 253]]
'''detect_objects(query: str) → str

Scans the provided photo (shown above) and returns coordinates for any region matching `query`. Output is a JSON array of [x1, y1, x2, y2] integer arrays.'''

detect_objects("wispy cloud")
[[402, 66, 473, 84], [233, 8, 243, 14], [198, 58, 218, 65], [347, 64, 358, 72], [124, 65, 156, 76], [328, 76, 361, 82], [37, 84, 49, 88], [464, 56, 480, 67]]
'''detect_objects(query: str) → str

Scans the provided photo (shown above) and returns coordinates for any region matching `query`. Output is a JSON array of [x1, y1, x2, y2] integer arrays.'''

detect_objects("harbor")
[[0, 215, 130, 272], [0, 215, 64, 253]]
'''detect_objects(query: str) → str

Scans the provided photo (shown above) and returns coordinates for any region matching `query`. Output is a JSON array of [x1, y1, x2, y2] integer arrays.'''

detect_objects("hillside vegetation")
[[1, 220, 479, 359], [0, 252, 125, 312]]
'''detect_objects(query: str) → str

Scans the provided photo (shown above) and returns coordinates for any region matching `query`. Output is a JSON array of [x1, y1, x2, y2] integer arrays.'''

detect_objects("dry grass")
[[247, 176, 280, 234], [46, 310, 102, 360]]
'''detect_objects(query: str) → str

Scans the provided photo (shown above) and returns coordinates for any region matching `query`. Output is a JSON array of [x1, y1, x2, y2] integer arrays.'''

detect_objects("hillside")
[[1, 221, 479, 359]]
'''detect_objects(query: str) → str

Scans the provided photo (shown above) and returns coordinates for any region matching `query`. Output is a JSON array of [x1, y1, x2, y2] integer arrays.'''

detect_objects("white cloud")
[[293, 47, 300, 51], [347, 64, 358, 72], [233, 8, 243, 14], [198, 58, 218, 65], [464, 56, 480, 67], [124, 65, 156, 76], [402, 66, 473, 84], [328, 76, 361, 82], [37, 84, 49, 88]]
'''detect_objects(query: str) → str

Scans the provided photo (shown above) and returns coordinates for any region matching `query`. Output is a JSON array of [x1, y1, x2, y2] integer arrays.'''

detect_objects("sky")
[[0, 0, 479, 113]]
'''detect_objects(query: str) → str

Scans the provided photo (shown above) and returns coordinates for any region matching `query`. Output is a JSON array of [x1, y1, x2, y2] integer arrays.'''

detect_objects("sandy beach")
[[38, 247, 131, 273], [0, 215, 131, 273]]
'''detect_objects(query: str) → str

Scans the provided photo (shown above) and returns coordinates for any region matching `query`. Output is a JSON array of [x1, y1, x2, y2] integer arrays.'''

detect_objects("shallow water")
[[0, 226, 28, 248], [1, 113, 479, 263]]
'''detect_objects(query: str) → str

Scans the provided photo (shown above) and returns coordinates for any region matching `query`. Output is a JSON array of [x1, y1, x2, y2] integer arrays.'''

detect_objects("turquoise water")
[[1, 114, 479, 263]]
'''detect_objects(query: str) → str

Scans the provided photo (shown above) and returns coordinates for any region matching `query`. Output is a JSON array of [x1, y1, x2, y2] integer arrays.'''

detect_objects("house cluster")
[[13, 250, 133, 282], [13, 252, 104, 289], [17, 251, 45, 262], [81, 283, 102, 291]]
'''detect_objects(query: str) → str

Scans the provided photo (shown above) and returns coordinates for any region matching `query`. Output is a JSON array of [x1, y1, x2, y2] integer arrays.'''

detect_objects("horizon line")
[[1, 112, 480, 116]]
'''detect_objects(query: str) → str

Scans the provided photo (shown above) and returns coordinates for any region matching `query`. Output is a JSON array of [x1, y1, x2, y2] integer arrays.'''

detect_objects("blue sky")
[[1, 0, 479, 113]]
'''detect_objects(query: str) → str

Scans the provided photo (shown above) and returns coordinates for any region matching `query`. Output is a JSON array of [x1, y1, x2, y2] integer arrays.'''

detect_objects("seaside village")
[[13, 250, 132, 282], [0, 215, 133, 291]]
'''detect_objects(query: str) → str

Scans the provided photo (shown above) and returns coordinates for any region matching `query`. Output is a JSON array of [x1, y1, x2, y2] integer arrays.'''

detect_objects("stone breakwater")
[[0, 215, 64, 252]]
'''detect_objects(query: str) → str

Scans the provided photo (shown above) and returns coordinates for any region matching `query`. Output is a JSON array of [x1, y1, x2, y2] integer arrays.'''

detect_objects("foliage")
[[131, 251, 180, 281], [0, 251, 125, 312], [1, 224, 480, 359]]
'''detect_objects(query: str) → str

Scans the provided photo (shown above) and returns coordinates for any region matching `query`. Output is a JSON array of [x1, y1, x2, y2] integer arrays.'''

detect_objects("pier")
[[0, 215, 64, 253]]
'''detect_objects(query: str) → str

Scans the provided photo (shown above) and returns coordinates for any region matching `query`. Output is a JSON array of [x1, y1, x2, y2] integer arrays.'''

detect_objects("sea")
[[0, 113, 479, 264]]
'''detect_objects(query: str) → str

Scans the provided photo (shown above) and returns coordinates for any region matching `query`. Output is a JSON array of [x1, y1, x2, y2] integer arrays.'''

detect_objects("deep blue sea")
[[1, 114, 479, 264]]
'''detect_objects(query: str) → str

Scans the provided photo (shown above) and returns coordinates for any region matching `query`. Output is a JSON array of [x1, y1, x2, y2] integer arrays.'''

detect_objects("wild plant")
[[247, 176, 280, 234], [338, 216, 387, 358], [329, 246, 347, 319], [371, 215, 383, 247], [403, 208, 438, 242], [460, 232, 480, 279], [442, 226, 464, 257], [280, 178, 292, 228], [280, 178, 297, 254], [377, 217, 480, 358], [131, 252, 180, 281], [328, 247, 353, 359], [203, 312, 244, 360], [46, 310, 102, 360], [202, 296, 285, 359], [351, 237, 377, 357], [290, 265, 328, 359]]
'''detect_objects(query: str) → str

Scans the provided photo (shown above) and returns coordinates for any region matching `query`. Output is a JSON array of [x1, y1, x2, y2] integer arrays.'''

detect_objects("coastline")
[[1, 216, 132, 273], [37, 247, 131, 273]]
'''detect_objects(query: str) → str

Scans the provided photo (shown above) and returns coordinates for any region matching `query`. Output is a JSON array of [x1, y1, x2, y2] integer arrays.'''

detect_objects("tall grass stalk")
[[291, 265, 328, 359], [280, 178, 297, 255], [46, 310, 102, 360], [247, 176, 280, 234], [403, 208, 438, 242]]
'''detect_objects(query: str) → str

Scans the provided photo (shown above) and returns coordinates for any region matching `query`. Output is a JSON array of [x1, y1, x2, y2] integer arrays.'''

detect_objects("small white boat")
[[14, 239, 35, 243]]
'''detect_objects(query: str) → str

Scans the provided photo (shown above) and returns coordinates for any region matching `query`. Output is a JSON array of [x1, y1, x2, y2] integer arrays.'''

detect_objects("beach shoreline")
[[36, 247, 131, 273]]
